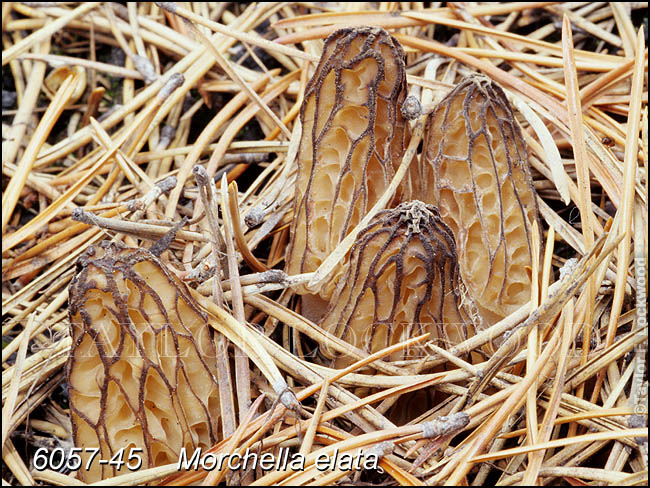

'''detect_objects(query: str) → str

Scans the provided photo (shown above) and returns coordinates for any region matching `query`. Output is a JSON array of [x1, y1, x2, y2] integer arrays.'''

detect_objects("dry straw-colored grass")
[[2, 2, 648, 486]]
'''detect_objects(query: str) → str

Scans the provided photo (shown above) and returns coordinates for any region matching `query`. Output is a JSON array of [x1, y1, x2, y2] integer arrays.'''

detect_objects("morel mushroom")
[[286, 26, 413, 302], [418, 76, 540, 326], [319, 201, 475, 367], [67, 241, 220, 482]]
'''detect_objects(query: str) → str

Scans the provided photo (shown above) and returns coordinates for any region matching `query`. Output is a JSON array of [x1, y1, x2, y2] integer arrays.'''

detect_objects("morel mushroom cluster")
[[319, 201, 475, 367], [67, 242, 220, 482], [287, 29, 540, 363], [286, 27, 413, 302]]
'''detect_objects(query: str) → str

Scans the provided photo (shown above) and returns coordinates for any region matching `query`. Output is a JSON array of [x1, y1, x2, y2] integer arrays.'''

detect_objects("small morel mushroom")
[[419, 75, 541, 326], [286, 26, 413, 303], [319, 201, 475, 368], [67, 241, 220, 482]]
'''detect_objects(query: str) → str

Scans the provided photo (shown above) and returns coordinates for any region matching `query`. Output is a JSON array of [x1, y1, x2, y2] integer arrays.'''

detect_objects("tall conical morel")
[[319, 201, 476, 368], [67, 242, 220, 482], [286, 26, 414, 303], [417, 75, 541, 326]]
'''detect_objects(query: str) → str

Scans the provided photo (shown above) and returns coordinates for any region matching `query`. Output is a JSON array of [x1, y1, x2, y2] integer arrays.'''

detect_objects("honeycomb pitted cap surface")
[[286, 27, 414, 301], [419, 75, 541, 326], [319, 200, 476, 368], [67, 241, 220, 482]]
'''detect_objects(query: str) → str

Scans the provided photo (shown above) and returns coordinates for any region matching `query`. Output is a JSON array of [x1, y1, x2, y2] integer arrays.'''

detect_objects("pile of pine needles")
[[2, 2, 648, 485]]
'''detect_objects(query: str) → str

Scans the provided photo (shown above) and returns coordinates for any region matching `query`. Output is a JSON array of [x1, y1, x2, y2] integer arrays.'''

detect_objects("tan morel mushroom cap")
[[319, 201, 476, 368], [286, 26, 414, 302], [419, 75, 541, 326], [67, 241, 220, 482]]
